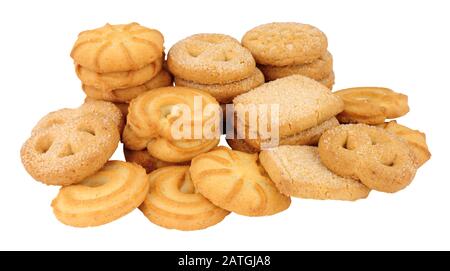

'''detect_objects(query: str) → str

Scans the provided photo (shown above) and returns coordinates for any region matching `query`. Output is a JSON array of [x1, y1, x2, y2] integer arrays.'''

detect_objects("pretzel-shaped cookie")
[[122, 87, 221, 162], [168, 34, 255, 84], [140, 166, 229, 231], [71, 22, 164, 73], [21, 101, 121, 185], [318, 124, 417, 193], [190, 147, 291, 216], [52, 161, 149, 227], [335, 87, 409, 124]]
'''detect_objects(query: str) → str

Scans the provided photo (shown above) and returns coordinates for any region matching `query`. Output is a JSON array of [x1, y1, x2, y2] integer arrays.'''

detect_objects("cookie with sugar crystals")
[[242, 22, 328, 66]]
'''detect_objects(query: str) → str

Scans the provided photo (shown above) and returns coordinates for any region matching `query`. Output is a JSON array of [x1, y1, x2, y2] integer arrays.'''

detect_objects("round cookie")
[[318, 124, 417, 193], [242, 22, 328, 66], [76, 57, 163, 91], [259, 51, 333, 81], [122, 86, 221, 162], [168, 34, 256, 84], [260, 145, 370, 201], [140, 166, 230, 231], [174, 68, 264, 103], [71, 22, 164, 73], [334, 87, 409, 124], [21, 101, 121, 186], [190, 147, 291, 216], [83, 69, 173, 103], [319, 71, 335, 90], [52, 161, 149, 227]]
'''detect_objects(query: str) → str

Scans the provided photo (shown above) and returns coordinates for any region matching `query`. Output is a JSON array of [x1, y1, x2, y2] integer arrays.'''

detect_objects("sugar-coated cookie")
[[174, 68, 264, 103], [21, 101, 121, 185], [319, 71, 335, 90], [335, 87, 409, 124], [318, 124, 417, 193], [242, 22, 328, 66], [168, 34, 255, 84], [140, 166, 230, 231], [71, 22, 164, 73], [52, 161, 149, 227], [190, 147, 291, 216], [260, 146, 370, 200]]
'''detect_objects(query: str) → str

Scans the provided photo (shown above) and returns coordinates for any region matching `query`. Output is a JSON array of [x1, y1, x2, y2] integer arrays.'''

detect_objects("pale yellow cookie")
[[71, 22, 164, 73], [242, 22, 328, 66], [140, 166, 230, 231], [168, 34, 255, 84], [190, 147, 291, 216], [260, 145, 370, 201], [52, 161, 149, 227]]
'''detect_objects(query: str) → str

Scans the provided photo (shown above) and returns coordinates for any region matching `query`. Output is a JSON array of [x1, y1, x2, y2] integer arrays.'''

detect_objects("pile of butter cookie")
[[21, 22, 430, 231]]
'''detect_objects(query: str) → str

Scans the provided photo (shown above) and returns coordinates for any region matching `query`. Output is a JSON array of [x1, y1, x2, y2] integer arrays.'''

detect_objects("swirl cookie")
[[174, 68, 264, 103], [21, 101, 121, 185], [168, 34, 255, 84], [123, 147, 189, 173], [71, 22, 164, 73], [190, 147, 291, 216], [259, 51, 333, 81], [76, 57, 163, 91], [140, 166, 230, 231], [377, 121, 431, 167], [52, 161, 149, 227], [260, 146, 370, 201], [122, 86, 221, 162], [318, 124, 417, 193], [242, 22, 328, 66], [83, 69, 173, 103], [335, 87, 409, 124]]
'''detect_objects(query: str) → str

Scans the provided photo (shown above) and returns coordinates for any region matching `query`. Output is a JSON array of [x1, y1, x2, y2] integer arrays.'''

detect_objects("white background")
[[0, 0, 449, 251]]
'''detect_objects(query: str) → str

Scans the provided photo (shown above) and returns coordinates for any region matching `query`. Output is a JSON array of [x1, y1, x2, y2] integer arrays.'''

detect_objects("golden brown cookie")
[[21, 101, 121, 186], [71, 22, 164, 73], [168, 34, 255, 84], [76, 57, 163, 91], [260, 145, 370, 201], [84, 97, 129, 120], [259, 51, 333, 81], [233, 75, 344, 141], [174, 68, 264, 103], [140, 166, 230, 231], [82, 69, 173, 103], [242, 22, 328, 66], [319, 71, 335, 90], [318, 124, 417, 193], [190, 147, 291, 216], [122, 86, 221, 162], [52, 161, 149, 227], [123, 147, 189, 173], [335, 87, 409, 124], [377, 121, 431, 166]]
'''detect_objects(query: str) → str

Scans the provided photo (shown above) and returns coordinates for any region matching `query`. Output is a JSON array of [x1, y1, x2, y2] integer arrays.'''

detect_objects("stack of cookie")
[[70, 23, 171, 116], [242, 22, 335, 89], [168, 34, 264, 107], [230, 75, 343, 152]]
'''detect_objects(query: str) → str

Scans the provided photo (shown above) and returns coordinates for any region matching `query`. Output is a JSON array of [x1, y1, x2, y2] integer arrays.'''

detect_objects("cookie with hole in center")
[[167, 34, 256, 84], [318, 124, 417, 193], [21, 101, 121, 186]]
